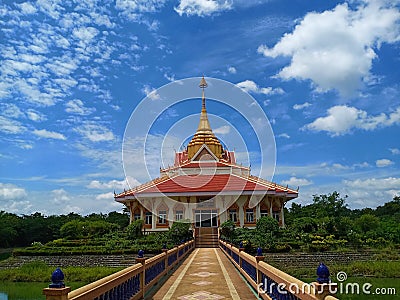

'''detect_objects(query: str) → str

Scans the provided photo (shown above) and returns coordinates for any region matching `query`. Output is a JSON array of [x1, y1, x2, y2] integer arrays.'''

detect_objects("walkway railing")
[[43, 240, 195, 300], [219, 240, 339, 300]]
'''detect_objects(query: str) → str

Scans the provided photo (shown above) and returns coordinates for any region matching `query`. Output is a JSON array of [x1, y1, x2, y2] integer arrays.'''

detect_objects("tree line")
[[0, 211, 129, 248]]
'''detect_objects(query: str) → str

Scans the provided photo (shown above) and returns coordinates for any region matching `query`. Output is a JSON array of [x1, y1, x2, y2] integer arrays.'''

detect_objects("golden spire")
[[199, 75, 208, 112], [186, 76, 223, 160]]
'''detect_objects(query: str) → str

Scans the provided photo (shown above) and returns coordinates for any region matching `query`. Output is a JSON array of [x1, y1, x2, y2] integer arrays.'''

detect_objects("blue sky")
[[0, 0, 399, 215]]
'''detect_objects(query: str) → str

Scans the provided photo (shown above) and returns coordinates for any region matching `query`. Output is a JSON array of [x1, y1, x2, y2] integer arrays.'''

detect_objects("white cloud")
[[96, 192, 115, 200], [0, 116, 26, 134], [376, 158, 394, 167], [390, 148, 400, 155], [51, 189, 70, 204], [115, 0, 167, 22], [214, 125, 230, 135], [293, 102, 311, 110], [175, 0, 232, 17], [72, 27, 99, 44], [258, 1, 400, 96], [0, 183, 27, 201], [65, 99, 96, 115], [33, 129, 66, 140], [304, 105, 400, 136], [19, 2, 37, 14], [344, 177, 400, 190], [281, 177, 312, 187], [75, 124, 115, 142], [26, 109, 46, 122], [228, 66, 237, 74], [87, 177, 139, 190], [1, 103, 24, 118], [236, 80, 284, 95], [142, 85, 161, 100], [277, 133, 290, 139]]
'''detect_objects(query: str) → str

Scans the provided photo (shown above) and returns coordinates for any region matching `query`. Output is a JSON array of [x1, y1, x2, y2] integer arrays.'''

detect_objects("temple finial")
[[199, 76, 207, 111]]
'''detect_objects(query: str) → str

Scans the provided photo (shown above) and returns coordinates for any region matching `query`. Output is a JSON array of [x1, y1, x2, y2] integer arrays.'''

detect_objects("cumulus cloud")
[[175, 0, 232, 17], [214, 125, 230, 135], [281, 177, 312, 187], [51, 189, 70, 204], [65, 99, 96, 115], [389, 148, 400, 155], [96, 192, 115, 200], [33, 129, 66, 140], [0, 183, 27, 201], [277, 133, 290, 139], [75, 123, 115, 142], [258, 1, 400, 96], [304, 105, 400, 136], [142, 85, 161, 100], [293, 102, 311, 110], [228, 66, 237, 74], [376, 158, 394, 167], [0, 116, 26, 134], [87, 177, 139, 190], [26, 109, 46, 122], [236, 80, 284, 95]]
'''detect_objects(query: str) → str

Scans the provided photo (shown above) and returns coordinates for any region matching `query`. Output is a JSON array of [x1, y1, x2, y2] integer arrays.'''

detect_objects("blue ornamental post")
[[313, 263, 338, 300], [239, 241, 244, 251], [42, 268, 71, 300], [49, 268, 65, 288], [316, 262, 330, 284], [255, 247, 264, 262]]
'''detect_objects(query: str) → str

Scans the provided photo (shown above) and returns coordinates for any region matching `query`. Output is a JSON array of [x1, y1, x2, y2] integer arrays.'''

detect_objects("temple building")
[[114, 77, 298, 233]]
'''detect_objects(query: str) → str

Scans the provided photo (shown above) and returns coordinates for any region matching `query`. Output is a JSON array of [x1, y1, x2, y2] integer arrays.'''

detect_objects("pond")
[[0, 282, 86, 300]]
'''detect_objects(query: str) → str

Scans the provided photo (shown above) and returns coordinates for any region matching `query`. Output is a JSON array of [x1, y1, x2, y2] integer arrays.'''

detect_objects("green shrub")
[[126, 219, 144, 240], [220, 220, 236, 241], [169, 220, 192, 244]]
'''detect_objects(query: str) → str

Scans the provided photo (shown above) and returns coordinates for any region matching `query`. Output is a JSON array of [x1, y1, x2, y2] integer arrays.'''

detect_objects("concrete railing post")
[[42, 268, 71, 300], [255, 247, 265, 298], [238, 242, 244, 268], [136, 250, 146, 299], [162, 244, 168, 273]]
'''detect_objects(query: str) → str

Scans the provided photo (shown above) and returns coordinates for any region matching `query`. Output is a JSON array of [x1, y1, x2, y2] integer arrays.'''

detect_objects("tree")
[[220, 220, 236, 241], [355, 214, 380, 234], [311, 192, 350, 219], [126, 219, 144, 240]]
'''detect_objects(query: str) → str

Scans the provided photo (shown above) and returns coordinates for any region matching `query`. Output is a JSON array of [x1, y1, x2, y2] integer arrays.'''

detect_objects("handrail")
[[219, 240, 339, 300], [53, 240, 195, 300]]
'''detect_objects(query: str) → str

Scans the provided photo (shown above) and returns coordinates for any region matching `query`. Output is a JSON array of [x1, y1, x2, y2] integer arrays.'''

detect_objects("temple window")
[[133, 207, 141, 221], [246, 209, 254, 223], [175, 210, 184, 221], [229, 209, 238, 222], [273, 211, 280, 222], [145, 212, 152, 225], [158, 210, 167, 224], [260, 209, 269, 218]]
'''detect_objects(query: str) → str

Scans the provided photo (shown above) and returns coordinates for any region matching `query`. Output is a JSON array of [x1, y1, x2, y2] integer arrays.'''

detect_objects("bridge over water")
[[43, 239, 339, 300]]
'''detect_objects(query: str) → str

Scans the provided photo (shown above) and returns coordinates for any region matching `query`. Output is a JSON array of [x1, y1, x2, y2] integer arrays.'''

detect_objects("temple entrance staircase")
[[195, 227, 218, 248]]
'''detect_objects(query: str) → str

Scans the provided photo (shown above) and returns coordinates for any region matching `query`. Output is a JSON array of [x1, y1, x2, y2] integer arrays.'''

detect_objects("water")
[[0, 292, 8, 300]]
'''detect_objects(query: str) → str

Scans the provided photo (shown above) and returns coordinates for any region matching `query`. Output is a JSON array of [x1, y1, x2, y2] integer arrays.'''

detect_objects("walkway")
[[152, 248, 258, 300]]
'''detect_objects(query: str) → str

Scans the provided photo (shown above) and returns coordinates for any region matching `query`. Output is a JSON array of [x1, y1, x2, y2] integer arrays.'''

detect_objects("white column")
[[280, 200, 285, 227], [269, 197, 273, 217]]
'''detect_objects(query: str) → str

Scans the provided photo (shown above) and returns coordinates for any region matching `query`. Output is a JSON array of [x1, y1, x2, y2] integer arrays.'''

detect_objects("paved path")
[[152, 248, 258, 300]]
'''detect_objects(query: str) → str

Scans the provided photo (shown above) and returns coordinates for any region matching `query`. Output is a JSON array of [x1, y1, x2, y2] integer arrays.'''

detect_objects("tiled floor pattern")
[[152, 248, 257, 300]]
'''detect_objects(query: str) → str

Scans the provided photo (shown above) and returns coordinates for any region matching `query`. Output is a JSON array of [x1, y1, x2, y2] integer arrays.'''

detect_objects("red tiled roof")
[[115, 173, 298, 198]]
